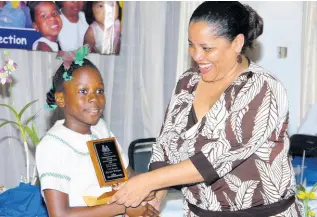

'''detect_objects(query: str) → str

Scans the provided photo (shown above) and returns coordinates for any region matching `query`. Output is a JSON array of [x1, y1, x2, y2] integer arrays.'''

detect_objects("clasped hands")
[[109, 173, 160, 216]]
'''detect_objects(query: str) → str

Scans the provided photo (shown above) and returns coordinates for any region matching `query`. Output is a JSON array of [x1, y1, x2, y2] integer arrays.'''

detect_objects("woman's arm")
[[109, 159, 203, 207]]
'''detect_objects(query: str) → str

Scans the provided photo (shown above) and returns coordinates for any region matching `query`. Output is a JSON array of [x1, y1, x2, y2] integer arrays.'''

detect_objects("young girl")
[[84, 1, 121, 55], [57, 1, 89, 51], [36, 49, 159, 217], [28, 1, 62, 52]]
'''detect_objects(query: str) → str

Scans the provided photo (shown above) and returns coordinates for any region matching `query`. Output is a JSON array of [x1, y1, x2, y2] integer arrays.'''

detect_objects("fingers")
[[146, 203, 160, 216], [141, 201, 148, 206], [112, 182, 126, 191], [144, 191, 156, 201]]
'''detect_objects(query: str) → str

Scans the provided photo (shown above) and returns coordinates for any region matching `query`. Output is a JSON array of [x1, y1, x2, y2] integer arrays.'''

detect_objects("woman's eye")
[[203, 47, 212, 52]]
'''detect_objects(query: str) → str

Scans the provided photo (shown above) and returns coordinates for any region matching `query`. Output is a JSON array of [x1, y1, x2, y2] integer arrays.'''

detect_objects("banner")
[[0, 1, 123, 55]]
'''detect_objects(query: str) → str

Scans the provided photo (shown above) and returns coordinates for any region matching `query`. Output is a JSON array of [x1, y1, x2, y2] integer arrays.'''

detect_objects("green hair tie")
[[44, 103, 57, 111], [63, 71, 72, 81]]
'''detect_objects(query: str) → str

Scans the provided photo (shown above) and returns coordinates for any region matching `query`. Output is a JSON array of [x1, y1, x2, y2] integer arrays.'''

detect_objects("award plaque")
[[86, 137, 128, 188]]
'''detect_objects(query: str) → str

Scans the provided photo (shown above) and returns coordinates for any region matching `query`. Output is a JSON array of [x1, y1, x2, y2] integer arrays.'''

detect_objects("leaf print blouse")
[[149, 62, 302, 217]]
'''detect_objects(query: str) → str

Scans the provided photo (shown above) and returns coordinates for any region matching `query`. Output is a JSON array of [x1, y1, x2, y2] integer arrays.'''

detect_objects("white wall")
[[243, 1, 303, 135]]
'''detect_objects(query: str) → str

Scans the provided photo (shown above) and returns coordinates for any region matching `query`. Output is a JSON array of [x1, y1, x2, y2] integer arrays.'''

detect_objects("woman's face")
[[188, 21, 243, 82], [33, 2, 62, 38]]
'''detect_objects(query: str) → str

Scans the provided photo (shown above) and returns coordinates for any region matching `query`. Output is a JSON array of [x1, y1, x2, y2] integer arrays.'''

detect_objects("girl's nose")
[[88, 93, 97, 102]]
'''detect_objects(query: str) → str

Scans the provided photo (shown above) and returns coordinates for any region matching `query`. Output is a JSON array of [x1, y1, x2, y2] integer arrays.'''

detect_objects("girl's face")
[[188, 21, 243, 82], [62, 1, 82, 16], [56, 66, 105, 133], [33, 2, 62, 38], [92, 1, 119, 25]]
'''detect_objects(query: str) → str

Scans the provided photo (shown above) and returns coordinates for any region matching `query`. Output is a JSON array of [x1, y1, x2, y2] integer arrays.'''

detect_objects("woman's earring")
[[237, 54, 242, 64]]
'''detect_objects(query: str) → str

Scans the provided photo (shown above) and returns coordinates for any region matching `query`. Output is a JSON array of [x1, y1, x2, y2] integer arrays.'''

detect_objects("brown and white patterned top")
[[149, 62, 302, 216]]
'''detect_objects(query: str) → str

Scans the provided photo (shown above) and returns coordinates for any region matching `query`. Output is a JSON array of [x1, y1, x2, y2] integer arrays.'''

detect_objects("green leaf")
[[24, 109, 41, 126], [310, 182, 317, 193], [297, 184, 306, 192], [0, 104, 19, 120], [0, 120, 20, 128], [18, 100, 38, 119], [24, 125, 40, 146]]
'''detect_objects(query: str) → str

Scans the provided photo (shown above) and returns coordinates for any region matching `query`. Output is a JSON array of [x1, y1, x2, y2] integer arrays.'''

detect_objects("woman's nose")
[[190, 49, 203, 62]]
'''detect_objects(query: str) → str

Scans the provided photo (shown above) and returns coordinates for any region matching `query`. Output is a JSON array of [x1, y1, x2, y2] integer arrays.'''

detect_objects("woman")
[[110, 2, 302, 216]]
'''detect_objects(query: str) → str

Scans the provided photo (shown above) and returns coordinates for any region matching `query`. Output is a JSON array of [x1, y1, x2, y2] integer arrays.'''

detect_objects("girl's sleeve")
[[36, 138, 72, 195]]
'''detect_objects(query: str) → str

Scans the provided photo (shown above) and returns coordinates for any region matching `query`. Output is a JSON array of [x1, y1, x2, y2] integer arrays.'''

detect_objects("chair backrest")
[[128, 138, 156, 173], [289, 134, 317, 157]]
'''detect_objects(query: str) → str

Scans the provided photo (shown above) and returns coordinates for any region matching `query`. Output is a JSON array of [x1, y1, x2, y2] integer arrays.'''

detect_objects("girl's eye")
[[96, 89, 104, 94], [98, 4, 103, 8], [79, 89, 88, 94], [40, 14, 47, 19], [52, 11, 59, 16]]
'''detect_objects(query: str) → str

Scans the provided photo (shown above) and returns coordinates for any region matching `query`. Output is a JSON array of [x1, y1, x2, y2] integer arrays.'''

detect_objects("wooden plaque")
[[87, 137, 128, 187]]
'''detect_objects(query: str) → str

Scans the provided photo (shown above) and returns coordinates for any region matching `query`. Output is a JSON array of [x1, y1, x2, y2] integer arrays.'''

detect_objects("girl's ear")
[[33, 23, 39, 32], [55, 92, 65, 108]]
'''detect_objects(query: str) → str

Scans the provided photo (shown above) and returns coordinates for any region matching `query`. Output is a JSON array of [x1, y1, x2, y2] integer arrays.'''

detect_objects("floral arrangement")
[[0, 51, 39, 184], [297, 183, 317, 217], [295, 151, 317, 217]]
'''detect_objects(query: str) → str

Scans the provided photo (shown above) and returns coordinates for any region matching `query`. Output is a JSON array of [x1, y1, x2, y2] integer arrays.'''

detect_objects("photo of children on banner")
[[0, 1, 32, 28], [84, 1, 122, 55], [0, 1, 123, 55], [55, 1, 88, 52], [29, 2, 62, 52]]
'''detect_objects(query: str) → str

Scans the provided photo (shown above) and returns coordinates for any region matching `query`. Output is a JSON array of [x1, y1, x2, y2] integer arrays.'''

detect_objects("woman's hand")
[[109, 173, 153, 207], [126, 203, 159, 217], [141, 190, 167, 211]]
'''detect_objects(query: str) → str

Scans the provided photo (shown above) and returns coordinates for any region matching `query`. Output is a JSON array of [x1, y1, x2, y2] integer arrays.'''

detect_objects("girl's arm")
[[84, 27, 95, 51], [37, 42, 53, 52], [44, 189, 125, 217], [44, 189, 159, 217]]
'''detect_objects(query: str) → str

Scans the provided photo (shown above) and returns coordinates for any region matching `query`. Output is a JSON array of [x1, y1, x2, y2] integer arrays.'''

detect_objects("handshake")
[[109, 180, 163, 217]]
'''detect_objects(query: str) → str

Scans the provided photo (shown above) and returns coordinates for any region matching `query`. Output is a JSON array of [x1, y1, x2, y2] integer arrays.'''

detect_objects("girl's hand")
[[109, 174, 153, 207], [142, 190, 167, 211], [126, 203, 160, 217]]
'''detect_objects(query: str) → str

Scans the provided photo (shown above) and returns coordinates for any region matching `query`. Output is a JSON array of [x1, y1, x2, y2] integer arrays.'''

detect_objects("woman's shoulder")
[[174, 68, 200, 92], [248, 62, 282, 85]]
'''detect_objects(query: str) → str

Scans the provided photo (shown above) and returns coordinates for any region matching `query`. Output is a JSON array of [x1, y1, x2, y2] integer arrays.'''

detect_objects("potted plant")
[[0, 51, 48, 217], [0, 51, 40, 184]]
